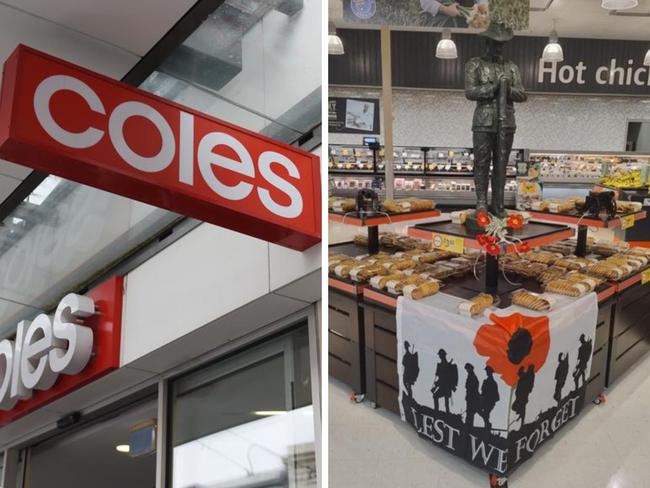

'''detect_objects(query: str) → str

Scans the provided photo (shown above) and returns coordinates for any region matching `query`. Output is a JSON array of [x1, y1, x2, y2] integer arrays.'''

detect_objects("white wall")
[[330, 86, 650, 152]]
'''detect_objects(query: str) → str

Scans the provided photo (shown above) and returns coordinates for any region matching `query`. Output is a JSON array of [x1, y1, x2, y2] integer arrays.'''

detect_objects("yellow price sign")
[[642, 268, 650, 286], [620, 214, 636, 230], [432, 233, 465, 254]]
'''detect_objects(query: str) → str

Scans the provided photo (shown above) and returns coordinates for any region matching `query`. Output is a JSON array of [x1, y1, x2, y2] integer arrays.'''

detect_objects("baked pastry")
[[329, 197, 356, 213], [586, 263, 625, 281], [554, 256, 594, 271], [566, 272, 603, 289], [386, 274, 427, 295], [370, 272, 405, 290], [383, 259, 417, 273], [537, 266, 567, 284], [512, 290, 552, 311], [383, 198, 435, 214], [330, 259, 355, 274], [544, 279, 589, 297], [526, 251, 562, 265], [403, 280, 441, 300], [349, 264, 390, 282], [459, 293, 494, 317]]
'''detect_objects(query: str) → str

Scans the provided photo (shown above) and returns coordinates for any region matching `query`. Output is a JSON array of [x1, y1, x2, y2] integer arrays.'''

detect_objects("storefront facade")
[[0, 1, 322, 487]]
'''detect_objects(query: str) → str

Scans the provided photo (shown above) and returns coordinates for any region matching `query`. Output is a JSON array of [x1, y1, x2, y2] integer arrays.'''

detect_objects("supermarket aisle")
[[329, 353, 650, 488]]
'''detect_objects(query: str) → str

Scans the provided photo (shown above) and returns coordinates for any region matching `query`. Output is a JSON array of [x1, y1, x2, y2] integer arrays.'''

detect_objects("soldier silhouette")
[[512, 365, 535, 426], [464, 363, 481, 427], [574, 334, 593, 390], [480, 366, 500, 431], [554, 353, 570, 404], [402, 341, 420, 397], [431, 349, 458, 412]]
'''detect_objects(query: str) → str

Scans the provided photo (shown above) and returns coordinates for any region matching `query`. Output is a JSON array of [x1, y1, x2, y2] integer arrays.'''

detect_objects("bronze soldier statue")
[[465, 22, 527, 219]]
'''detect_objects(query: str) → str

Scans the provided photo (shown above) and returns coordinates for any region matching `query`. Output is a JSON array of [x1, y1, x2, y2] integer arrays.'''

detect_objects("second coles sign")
[[0, 46, 321, 251]]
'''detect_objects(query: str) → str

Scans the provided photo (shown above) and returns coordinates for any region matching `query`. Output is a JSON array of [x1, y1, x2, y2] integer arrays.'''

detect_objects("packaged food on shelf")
[[525, 251, 563, 265], [459, 293, 494, 317], [329, 197, 356, 213], [383, 259, 418, 273], [586, 262, 629, 281], [512, 290, 553, 311], [600, 170, 644, 189], [565, 272, 603, 289], [383, 198, 436, 214], [591, 240, 628, 257], [544, 279, 590, 298], [370, 272, 406, 290], [538, 266, 568, 284], [329, 258, 355, 274], [616, 201, 643, 213], [554, 256, 596, 271], [403, 280, 441, 300], [501, 259, 549, 278], [349, 264, 390, 283], [386, 274, 427, 295]]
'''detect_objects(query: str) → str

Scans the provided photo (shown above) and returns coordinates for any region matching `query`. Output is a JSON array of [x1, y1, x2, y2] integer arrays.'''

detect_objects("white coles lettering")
[[0, 294, 95, 410], [33, 75, 305, 220]]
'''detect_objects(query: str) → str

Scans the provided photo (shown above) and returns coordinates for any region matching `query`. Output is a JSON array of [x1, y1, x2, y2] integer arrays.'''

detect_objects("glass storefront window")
[[25, 398, 158, 488], [140, 0, 321, 144], [170, 326, 317, 488]]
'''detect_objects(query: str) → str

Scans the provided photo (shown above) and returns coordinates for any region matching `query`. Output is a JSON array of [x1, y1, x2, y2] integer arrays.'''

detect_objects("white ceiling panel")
[[0, 174, 21, 201], [0, 0, 197, 57], [0, 160, 31, 180]]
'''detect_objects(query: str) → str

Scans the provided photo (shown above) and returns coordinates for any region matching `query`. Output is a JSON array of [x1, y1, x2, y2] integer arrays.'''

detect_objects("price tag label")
[[432, 233, 464, 254], [620, 214, 636, 230], [642, 268, 650, 286]]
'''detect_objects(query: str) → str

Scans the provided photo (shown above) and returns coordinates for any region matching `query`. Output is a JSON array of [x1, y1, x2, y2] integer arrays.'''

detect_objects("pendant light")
[[542, 24, 563, 63], [436, 29, 457, 60], [328, 22, 344, 56], [601, 0, 638, 9]]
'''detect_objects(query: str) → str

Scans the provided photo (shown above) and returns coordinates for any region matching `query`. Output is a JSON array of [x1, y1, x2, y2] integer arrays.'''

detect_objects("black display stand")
[[528, 210, 647, 257], [329, 209, 442, 255], [408, 220, 574, 295]]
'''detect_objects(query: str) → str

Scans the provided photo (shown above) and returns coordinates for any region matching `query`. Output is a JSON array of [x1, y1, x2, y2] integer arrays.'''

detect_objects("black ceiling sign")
[[330, 29, 650, 96]]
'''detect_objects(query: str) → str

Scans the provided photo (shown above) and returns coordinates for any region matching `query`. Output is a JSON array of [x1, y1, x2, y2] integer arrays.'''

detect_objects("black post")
[[372, 147, 378, 174], [368, 226, 379, 255], [485, 254, 499, 295], [575, 225, 588, 257], [421, 147, 430, 176]]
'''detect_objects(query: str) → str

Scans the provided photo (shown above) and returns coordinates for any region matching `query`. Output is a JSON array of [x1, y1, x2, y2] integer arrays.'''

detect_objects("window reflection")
[[171, 326, 316, 488]]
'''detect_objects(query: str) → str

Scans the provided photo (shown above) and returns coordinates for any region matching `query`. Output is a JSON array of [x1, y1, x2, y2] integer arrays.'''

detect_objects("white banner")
[[397, 291, 598, 474]]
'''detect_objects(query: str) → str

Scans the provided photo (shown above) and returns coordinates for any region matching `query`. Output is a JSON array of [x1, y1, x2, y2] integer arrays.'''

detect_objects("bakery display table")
[[529, 210, 646, 257], [408, 219, 573, 295], [329, 209, 441, 254], [361, 277, 616, 418]]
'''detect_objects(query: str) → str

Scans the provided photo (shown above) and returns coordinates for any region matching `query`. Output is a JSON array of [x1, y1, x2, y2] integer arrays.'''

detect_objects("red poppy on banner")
[[473, 312, 551, 386]]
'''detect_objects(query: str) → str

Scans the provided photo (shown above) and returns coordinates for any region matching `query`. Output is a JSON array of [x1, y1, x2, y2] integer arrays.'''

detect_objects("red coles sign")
[[0, 46, 321, 251], [0, 276, 123, 426]]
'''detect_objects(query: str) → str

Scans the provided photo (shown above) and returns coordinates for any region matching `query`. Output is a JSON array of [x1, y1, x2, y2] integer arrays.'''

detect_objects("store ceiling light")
[[328, 22, 344, 56], [542, 29, 563, 62], [436, 30, 457, 60], [115, 444, 130, 453], [253, 411, 287, 416], [601, 0, 638, 9]]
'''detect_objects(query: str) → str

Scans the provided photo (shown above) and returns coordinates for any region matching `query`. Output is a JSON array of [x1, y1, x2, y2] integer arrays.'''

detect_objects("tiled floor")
[[329, 353, 650, 488]]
